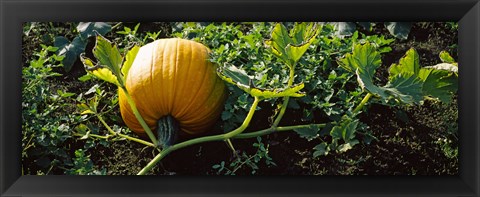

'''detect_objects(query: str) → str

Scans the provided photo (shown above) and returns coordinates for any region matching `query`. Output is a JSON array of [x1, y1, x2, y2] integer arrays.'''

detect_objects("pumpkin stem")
[[156, 115, 179, 148]]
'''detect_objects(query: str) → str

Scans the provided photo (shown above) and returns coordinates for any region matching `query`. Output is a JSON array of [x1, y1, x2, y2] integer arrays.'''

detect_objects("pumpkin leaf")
[[337, 42, 381, 75], [217, 63, 252, 90], [439, 51, 456, 64], [329, 117, 358, 142], [331, 22, 357, 38], [121, 45, 140, 79], [339, 43, 425, 105], [54, 36, 87, 72], [92, 34, 124, 85], [387, 48, 458, 103], [337, 42, 384, 98], [313, 142, 329, 157], [388, 48, 420, 79], [265, 22, 320, 67], [217, 64, 305, 99], [418, 68, 458, 103], [383, 74, 424, 104], [384, 22, 412, 40], [80, 54, 120, 86], [293, 124, 322, 141], [76, 22, 111, 40]]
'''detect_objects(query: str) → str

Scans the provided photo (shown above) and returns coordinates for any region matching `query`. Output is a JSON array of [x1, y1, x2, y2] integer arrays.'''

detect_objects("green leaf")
[[313, 142, 329, 157], [80, 54, 120, 86], [265, 23, 290, 63], [121, 45, 140, 79], [77, 103, 90, 111], [383, 74, 424, 104], [439, 51, 456, 64], [265, 22, 320, 67], [93, 35, 123, 81], [340, 44, 426, 105], [77, 22, 112, 40], [330, 117, 359, 142], [388, 48, 420, 78], [332, 22, 356, 38], [54, 36, 69, 49], [78, 73, 94, 82], [418, 68, 458, 103], [338, 42, 383, 97], [221, 111, 233, 120], [293, 124, 321, 141], [337, 42, 381, 75], [54, 36, 87, 72], [384, 22, 412, 40], [217, 64, 305, 99], [75, 124, 89, 135], [217, 63, 252, 90], [80, 109, 95, 115], [61, 92, 75, 98], [389, 48, 458, 103]]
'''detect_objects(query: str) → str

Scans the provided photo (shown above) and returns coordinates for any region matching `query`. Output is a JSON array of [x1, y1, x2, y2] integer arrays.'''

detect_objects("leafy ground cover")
[[22, 22, 458, 175]]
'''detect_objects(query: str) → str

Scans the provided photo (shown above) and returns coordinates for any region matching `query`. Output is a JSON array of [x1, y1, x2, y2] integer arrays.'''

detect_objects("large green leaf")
[[294, 124, 322, 141], [77, 22, 112, 40], [54, 36, 87, 72], [388, 48, 458, 103], [384, 22, 412, 40], [217, 64, 305, 99], [92, 35, 124, 85], [329, 117, 358, 142], [265, 22, 320, 67], [383, 74, 424, 104], [80, 54, 120, 86], [389, 48, 420, 78], [217, 63, 252, 91], [418, 68, 458, 103], [337, 42, 383, 96], [339, 43, 425, 105], [439, 51, 456, 64], [331, 22, 357, 38], [121, 45, 140, 79], [313, 142, 329, 157], [337, 42, 381, 76]]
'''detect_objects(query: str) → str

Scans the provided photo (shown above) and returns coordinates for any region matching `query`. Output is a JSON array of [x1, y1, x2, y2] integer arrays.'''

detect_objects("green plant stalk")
[[138, 122, 328, 175], [120, 87, 158, 146], [225, 138, 237, 153], [73, 132, 110, 139], [235, 123, 327, 139], [352, 92, 373, 114], [138, 97, 261, 175], [96, 114, 155, 147], [224, 97, 260, 138], [272, 64, 296, 127]]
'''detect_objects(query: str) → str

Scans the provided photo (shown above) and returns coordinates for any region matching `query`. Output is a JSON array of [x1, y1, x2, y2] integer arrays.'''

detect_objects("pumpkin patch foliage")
[[22, 22, 458, 175]]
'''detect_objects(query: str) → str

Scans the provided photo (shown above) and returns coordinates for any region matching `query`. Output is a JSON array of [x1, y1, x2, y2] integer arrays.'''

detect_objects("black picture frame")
[[1, 0, 479, 196]]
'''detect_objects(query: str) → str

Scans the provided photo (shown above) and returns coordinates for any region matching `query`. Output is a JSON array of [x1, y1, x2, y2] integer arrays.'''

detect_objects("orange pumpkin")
[[118, 38, 226, 145]]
